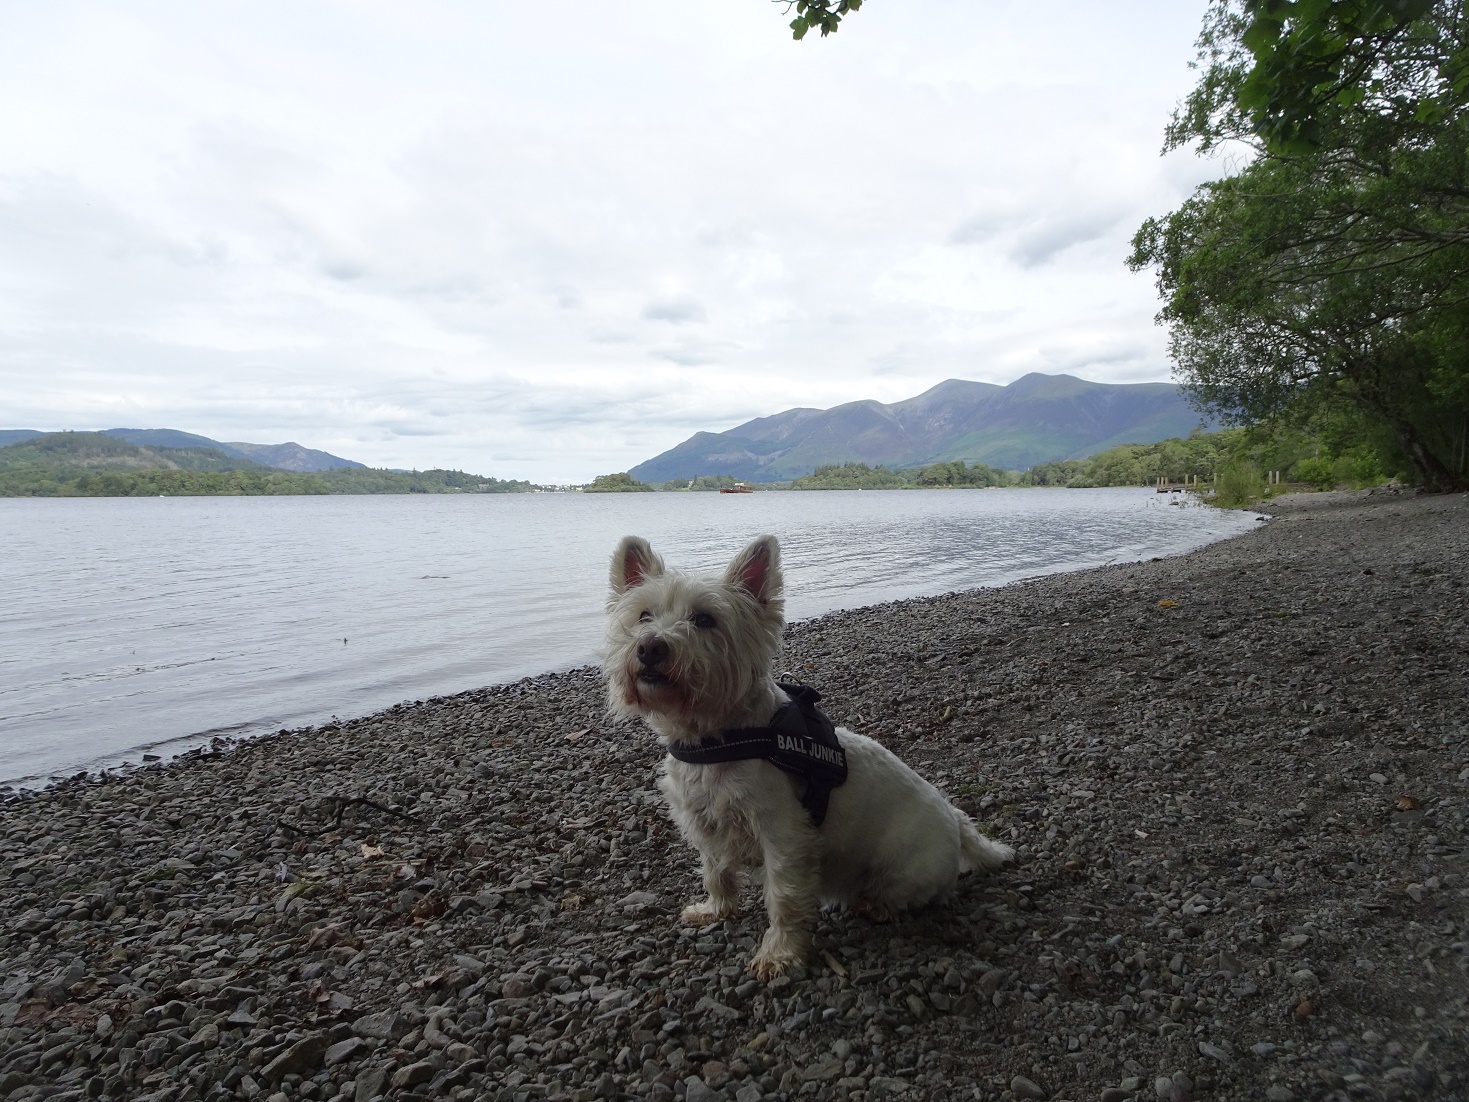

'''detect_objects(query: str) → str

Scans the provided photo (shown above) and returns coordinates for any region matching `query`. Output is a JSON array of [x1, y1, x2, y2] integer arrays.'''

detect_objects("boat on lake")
[[719, 482, 753, 494]]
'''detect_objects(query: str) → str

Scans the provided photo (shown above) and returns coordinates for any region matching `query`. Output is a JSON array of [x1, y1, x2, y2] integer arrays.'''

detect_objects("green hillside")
[[0, 432, 533, 497]]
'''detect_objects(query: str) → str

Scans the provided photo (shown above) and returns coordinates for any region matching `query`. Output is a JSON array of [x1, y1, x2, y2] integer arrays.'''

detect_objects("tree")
[[1130, 0, 1469, 490], [781, 0, 863, 40], [584, 472, 655, 493], [1177, 0, 1466, 155]]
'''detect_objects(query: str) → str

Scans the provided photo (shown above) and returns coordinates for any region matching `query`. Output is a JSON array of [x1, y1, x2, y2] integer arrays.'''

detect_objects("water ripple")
[[0, 489, 1257, 784]]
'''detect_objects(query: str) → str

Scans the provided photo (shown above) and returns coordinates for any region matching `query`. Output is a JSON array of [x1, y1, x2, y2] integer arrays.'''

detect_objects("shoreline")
[[2, 489, 1466, 1102]]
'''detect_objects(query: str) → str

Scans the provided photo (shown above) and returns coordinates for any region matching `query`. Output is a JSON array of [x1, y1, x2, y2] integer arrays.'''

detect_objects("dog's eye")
[[638, 610, 652, 623], [691, 612, 717, 630]]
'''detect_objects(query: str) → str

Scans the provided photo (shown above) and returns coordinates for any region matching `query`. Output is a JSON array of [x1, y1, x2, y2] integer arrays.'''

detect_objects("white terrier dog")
[[604, 533, 1014, 981]]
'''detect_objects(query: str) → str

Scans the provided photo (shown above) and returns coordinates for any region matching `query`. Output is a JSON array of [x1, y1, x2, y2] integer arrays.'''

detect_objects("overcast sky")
[[0, 1, 1223, 482]]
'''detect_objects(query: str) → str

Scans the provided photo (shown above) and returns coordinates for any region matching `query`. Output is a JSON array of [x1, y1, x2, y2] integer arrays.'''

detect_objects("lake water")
[[0, 488, 1259, 785]]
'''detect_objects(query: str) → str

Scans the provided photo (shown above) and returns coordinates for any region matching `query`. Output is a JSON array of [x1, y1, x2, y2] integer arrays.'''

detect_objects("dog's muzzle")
[[636, 634, 670, 684]]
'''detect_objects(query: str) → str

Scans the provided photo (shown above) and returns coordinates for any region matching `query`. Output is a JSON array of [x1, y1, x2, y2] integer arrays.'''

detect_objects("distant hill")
[[103, 428, 365, 471], [220, 440, 364, 472], [0, 432, 532, 497], [0, 427, 365, 472], [0, 431, 273, 477], [628, 373, 1213, 482]]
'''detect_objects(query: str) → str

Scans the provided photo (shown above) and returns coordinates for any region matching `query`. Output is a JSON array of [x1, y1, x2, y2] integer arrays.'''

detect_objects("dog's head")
[[603, 534, 785, 732]]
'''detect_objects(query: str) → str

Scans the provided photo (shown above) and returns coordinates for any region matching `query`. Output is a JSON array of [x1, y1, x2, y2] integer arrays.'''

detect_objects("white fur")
[[603, 533, 1013, 980]]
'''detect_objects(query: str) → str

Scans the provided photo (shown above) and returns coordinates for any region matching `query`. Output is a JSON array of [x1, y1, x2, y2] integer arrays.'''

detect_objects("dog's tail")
[[955, 810, 1015, 872]]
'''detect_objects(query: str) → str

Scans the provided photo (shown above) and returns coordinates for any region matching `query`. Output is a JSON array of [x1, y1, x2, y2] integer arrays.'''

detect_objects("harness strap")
[[665, 683, 848, 826]]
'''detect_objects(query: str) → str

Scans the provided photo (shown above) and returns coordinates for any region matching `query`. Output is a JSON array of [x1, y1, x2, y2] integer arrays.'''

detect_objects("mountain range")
[[0, 428, 363, 472], [628, 373, 1211, 482]]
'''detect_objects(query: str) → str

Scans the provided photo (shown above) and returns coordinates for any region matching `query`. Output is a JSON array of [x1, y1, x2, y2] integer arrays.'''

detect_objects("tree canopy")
[[1130, 0, 1469, 490]]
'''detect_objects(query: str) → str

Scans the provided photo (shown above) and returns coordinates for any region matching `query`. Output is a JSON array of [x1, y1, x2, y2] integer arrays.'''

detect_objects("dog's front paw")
[[749, 930, 809, 982], [680, 899, 735, 926]]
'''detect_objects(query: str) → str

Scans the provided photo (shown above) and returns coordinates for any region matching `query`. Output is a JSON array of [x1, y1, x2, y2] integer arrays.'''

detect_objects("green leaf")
[[1242, 16, 1284, 56], [791, 15, 810, 40]]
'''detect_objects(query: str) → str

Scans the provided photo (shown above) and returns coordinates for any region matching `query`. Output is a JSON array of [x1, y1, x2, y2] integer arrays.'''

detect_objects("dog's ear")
[[725, 534, 782, 603], [610, 536, 665, 595]]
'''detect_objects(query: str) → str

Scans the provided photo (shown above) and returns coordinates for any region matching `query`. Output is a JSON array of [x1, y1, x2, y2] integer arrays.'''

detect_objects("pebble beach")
[[2, 489, 1466, 1102]]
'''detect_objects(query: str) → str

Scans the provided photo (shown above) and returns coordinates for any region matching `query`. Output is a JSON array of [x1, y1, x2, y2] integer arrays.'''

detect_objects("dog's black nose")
[[637, 636, 669, 668]]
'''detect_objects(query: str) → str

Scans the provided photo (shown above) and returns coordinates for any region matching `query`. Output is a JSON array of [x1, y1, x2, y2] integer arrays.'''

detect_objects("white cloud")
[[0, 0, 1225, 482]]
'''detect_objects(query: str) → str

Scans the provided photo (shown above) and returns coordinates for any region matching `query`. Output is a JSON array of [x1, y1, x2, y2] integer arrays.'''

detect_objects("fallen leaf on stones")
[[1135, 830, 1149, 839], [1158, 600, 1178, 608], [561, 893, 584, 912], [1395, 794, 1421, 811], [360, 844, 385, 859], [819, 949, 848, 979], [563, 728, 589, 741], [1295, 998, 1315, 1018]]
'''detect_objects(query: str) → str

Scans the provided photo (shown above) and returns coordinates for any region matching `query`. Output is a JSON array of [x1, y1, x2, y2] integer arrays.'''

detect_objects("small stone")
[[1252, 1043, 1277, 1058], [501, 973, 536, 998], [1101, 1089, 1129, 1102], [978, 968, 1007, 995], [390, 1060, 436, 1089], [1011, 1073, 1048, 1100], [324, 1037, 368, 1066], [1198, 1041, 1232, 1063], [1265, 1087, 1295, 1102], [453, 953, 486, 974], [1155, 1077, 1174, 1099], [261, 1034, 327, 1081], [355, 1067, 388, 1101], [445, 1042, 479, 1063], [351, 1012, 403, 1040], [1369, 773, 1388, 784], [94, 1014, 113, 1038], [684, 1076, 718, 1102], [693, 995, 742, 1021]]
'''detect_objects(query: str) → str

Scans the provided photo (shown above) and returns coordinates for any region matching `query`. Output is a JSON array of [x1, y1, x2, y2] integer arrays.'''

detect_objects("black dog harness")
[[665, 683, 848, 826]]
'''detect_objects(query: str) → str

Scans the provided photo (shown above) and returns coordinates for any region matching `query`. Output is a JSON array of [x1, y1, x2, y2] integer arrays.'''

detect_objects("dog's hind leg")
[[750, 831, 820, 981], [681, 855, 741, 926]]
